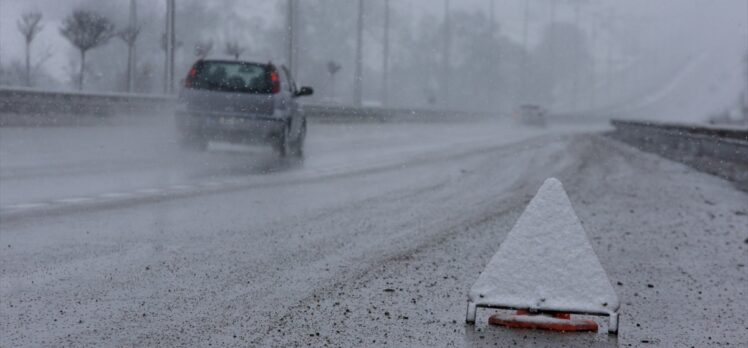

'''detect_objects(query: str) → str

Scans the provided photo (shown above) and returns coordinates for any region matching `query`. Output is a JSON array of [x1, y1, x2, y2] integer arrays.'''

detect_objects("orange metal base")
[[489, 310, 598, 332]]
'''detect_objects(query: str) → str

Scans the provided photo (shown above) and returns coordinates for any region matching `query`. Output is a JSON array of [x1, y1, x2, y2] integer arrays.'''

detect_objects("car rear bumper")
[[176, 110, 285, 144]]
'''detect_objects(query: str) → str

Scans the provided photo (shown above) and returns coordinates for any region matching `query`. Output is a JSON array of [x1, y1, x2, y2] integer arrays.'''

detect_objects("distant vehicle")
[[175, 60, 313, 156], [515, 104, 547, 127]]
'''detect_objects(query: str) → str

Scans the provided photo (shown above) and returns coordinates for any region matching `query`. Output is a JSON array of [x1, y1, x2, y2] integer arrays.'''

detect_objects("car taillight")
[[270, 70, 280, 94], [184, 66, 198, 88]]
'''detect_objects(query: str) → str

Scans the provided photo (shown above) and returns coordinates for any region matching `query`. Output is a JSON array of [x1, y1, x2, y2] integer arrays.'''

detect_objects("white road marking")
[[3, 203, 51, 210], [2, 179, 248, 214], [99, 192, 132, 199], [55, 197, 94, 204], [135, 188, 163, 194]]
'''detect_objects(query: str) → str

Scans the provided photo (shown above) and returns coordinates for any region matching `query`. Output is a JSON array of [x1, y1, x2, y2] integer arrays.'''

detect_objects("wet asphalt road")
[[1, 116, 746, 347]]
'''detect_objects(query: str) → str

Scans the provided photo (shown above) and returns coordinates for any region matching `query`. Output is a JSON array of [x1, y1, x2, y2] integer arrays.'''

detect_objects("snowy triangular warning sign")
[[467, 178, 619, 332]]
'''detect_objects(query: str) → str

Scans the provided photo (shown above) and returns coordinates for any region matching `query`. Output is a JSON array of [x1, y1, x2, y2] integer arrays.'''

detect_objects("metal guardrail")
[[0, 87, 176, 116], [302, 104, 490, 122], [0, 87, 488, 122], [611, 119, 748, 163], [610, 119, 748, 190]]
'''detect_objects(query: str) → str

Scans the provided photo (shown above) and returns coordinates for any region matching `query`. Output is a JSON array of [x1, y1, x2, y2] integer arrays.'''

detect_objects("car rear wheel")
[[290, 120, 306, 157], [273, 123, 292, 157], [274, 120, 305, 158]]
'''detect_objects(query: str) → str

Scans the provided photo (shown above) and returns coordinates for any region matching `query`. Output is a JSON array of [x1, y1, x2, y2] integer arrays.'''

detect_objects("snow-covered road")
[[1, 116, 746, 347]]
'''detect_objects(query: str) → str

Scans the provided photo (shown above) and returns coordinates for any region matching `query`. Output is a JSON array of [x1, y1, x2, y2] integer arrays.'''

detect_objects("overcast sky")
[[2, 0, 746, 76], [3, 0, 742, 81], [1, 0, 746, 119]]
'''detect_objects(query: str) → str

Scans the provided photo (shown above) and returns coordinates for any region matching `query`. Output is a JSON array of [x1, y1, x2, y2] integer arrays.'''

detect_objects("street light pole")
[[588, 6, 598, 110], [442, 0, 451, 109], [287, 0, 296, 76], [0, 0, 4, 84], [164, 0, 175, 94], [382, 0, 390, 108], [127, 0, 138, 93], [488, 0, 496, 104], [520, 0, 530, 105], [489, 0, 495, 35], [354, 0, 364, 107], [169, 0, 176, 94], [549, 0, 558, 102], [572, 1, 581, 111], [605, 3, 614, 105], [744, 0, 748, 119], [522, 0, 529, 51]]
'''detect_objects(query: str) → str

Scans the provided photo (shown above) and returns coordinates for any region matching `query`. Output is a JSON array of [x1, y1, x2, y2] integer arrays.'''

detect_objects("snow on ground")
[[258, 135, 747, 347], [1, 118, 746, 347], [0, 115, 605, 207]]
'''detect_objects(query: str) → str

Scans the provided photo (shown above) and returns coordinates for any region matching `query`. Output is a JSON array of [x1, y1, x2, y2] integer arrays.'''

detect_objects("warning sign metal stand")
[[466, 178, 620, 334]]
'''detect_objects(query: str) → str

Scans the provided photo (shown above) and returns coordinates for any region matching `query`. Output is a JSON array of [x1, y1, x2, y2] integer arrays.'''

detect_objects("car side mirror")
[[295, 86, 314, 97]]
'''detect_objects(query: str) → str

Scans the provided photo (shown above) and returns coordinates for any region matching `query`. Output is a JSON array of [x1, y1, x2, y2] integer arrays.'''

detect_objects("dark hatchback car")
[[175, 60, 313, 156]]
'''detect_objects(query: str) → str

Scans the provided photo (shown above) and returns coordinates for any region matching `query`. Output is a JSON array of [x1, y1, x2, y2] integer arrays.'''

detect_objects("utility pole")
[[353, 0, 364, 107], [588, 7, 598, 110], [168, 0, 175, 94], [548, 0, 558, 104], [605, 4, 614, 105], [520, 0, 530, 105], [549, 0, 557, 24], [744, 0, 748, 120], [127, 0, 138, 93], [488, 0, 496, 103], [287, 0, 296, 77], [522, 0, 529, 51], [164, 0, 175, 94], [442, 0, 451, 109], [489, 0, 495, 35], [572, 1, 581, 111], [0, 0, 4, 84], [382, 0, 390, 107]]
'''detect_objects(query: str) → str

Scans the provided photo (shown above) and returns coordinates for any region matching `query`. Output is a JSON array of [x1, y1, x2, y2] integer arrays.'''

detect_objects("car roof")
[[198, 59, 271, 67]]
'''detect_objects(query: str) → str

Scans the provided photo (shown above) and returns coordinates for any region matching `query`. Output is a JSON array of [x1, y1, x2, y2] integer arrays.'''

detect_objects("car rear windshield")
[[189, 61, 272, 93]]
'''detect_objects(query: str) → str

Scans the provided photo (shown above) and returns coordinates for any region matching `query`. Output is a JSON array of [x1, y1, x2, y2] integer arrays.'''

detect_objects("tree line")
[[1, 1, 606, 113], [5, 8, 251, 92]]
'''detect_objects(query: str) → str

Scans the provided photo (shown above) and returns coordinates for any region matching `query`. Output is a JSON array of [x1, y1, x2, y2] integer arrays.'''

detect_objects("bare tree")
[[194, 40, 213, 59], [224, 41, 246, 60], [118, 26, 140, 92], [118, 0, 140, 93], [326, 60, 341, 101], [59, 10, 115, 90], [17, 12, 43, 87], [159, 33, 183, 51]]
